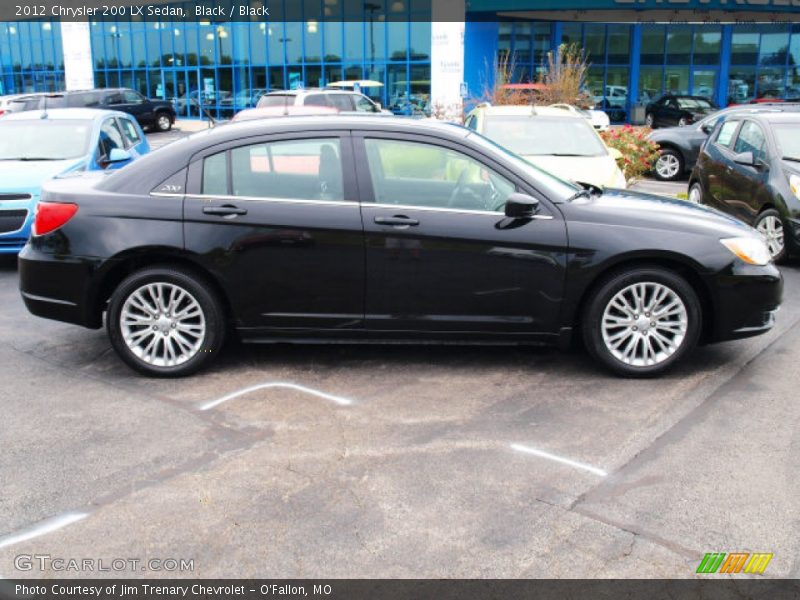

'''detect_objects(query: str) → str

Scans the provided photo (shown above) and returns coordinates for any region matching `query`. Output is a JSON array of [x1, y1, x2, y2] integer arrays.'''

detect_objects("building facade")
[[1, 0, 799, 121]]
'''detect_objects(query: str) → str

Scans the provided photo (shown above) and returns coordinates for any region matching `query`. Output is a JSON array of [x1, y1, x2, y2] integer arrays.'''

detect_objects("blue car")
[[0, 108, 149, 254]]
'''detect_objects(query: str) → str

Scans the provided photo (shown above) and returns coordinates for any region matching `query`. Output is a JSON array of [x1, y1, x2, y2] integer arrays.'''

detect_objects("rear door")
[[183, 131, 366, 334], [354, 133, 568, 338]]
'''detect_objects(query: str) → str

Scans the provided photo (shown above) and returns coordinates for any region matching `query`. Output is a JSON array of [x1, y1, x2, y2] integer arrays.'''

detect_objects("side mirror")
[[733, 151, 755, 167], [107, 148, 132, 164], [701, 123, 713, 134], [504, 192, 540, 219]]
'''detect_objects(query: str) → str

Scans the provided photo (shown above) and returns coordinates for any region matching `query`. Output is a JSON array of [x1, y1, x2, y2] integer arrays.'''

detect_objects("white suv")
[[256, 89, 387, 114]]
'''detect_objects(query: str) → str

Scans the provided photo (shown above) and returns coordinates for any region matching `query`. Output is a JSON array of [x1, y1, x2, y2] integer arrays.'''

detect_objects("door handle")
[[374, 215, 419, 227], [203, 204, 247, 217]]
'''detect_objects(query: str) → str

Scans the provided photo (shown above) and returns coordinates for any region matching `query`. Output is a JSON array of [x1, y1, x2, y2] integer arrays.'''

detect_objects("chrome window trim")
[[178, 193, 357, 207], [370, 202, 555, 219]]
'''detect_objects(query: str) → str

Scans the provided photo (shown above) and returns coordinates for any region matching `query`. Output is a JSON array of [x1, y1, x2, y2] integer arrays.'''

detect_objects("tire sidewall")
[[107, 267, 225, 377], [645, 113, 655, 128], [689, 182, 704, 204], [583, 268, 702, 377], [156, 113, 172, 131]]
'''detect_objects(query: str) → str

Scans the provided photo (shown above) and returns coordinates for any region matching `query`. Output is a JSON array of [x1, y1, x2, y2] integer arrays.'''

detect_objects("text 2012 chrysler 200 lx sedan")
[[19, 117, 782, 377]]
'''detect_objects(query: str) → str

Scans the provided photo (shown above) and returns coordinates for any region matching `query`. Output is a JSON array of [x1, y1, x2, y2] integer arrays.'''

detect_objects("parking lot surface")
[[1, 251, 798, 578]]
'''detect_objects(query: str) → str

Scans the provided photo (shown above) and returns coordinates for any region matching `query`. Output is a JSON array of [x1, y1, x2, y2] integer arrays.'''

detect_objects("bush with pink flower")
[[600, 125, 661, 184]]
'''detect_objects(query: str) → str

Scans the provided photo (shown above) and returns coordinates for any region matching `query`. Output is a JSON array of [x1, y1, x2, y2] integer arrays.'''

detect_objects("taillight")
[[33, 202, 78, 236]]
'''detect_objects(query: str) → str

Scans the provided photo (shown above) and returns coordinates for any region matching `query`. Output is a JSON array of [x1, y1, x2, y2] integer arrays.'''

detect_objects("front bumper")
[[0, 196, 36, 254], [710, 262, 783, 342]]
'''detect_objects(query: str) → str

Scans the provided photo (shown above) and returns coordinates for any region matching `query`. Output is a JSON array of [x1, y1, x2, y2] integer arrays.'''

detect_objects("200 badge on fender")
[[18, 116, 782, 377]]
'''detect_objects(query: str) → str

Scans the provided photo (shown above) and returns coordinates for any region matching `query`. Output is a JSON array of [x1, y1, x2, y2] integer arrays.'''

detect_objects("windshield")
[[773, 123, 800, 160], [483, 116, 608, 157], [466, 129, 581, 201], [0, 120, 92, 160], [677, 98, 714, 110]]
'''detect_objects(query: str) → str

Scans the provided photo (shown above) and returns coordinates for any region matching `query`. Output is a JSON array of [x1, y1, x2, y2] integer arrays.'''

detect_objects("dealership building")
[[1, 0, 799, 121]]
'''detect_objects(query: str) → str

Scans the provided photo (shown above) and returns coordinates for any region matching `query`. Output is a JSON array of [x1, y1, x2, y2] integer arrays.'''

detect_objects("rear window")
[[67, 92, 102, 107], [257, 95, 295, 108]]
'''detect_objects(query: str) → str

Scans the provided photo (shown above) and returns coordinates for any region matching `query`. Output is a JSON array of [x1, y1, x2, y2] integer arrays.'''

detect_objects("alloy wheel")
[[756, 214, 784, 259], [120, 282, 206, 367], [688, 184, 703, 204], [601, 282, 688, 368], [157, 115, 171, 131], [656, 154, 681, 180]]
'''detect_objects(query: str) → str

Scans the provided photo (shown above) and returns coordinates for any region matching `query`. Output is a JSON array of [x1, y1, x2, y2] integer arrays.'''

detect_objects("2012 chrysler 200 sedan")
[[19, 117, 782, 378]]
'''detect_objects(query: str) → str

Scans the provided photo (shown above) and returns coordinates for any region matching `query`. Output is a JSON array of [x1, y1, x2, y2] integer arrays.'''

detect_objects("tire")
[[645, 113, 655, 128], [106, 266, 226, 377], [582, 267, 702, 378], [155, 112, 173, 132], [688, 182, 704, 204], [654, 148, 684, 181], [754, 208, 787, 263]]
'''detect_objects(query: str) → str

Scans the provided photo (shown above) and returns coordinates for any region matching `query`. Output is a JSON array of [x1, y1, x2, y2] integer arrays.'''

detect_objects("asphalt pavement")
[[0, 253, 798, 579]]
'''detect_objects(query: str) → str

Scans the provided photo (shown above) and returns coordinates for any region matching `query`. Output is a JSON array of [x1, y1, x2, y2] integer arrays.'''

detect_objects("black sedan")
[[649, 103, 800, 181], [645, 95, 717, 129], [19, 117, 781, 378], [689, 112, 800, 263]]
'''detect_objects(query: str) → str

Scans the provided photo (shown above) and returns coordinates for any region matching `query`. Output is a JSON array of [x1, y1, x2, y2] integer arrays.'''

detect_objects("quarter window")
[[202, 138, 344, 201], [716, 120, 740, 148], [364, 138, 515, 212], [733, 121, 767, 161]]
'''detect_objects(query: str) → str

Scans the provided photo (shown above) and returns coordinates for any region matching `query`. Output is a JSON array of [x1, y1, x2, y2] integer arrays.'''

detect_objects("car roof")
[[2, 107, 130, 121], [474, 105, 585, 118], [742, 112, 800, 124], [265, 89, 358, 96]]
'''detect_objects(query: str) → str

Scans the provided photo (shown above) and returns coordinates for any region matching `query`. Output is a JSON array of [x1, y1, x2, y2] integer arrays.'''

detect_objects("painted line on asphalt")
[[0, 512, 89, 550], [510, 443, 608, 477], [199, 381, 355, 411]]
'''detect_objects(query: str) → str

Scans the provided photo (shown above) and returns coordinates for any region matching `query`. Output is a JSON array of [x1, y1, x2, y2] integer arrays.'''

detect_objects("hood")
[[564, 188, 756, 239], [522, 154, 625, 189], [0, 159, 85, 192]]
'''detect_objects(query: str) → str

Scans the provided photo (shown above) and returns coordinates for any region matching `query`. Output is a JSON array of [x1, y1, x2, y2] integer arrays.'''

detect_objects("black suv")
[[689, 112, 800, 262], [20, 88, 176, 132]]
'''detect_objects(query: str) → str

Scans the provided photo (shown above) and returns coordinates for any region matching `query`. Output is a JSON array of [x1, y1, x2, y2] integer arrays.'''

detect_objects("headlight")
[[789, 174, 800, 201], [720, 237, 771, 266]]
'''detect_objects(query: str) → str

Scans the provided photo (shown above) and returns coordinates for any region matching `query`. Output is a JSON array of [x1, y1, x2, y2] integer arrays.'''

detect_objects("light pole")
[[365, 2, 380, 77]]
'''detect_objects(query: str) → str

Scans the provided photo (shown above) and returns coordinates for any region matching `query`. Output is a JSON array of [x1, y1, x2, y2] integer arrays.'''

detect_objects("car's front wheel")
[[654, 149, 684, 181], [583, 267, 701, 377], [688, 182, 704, 204], [155, 112, 173, 132], [107, 266, 226, 377], [645, 113, 655, 128], [755, 208, 787, 263]]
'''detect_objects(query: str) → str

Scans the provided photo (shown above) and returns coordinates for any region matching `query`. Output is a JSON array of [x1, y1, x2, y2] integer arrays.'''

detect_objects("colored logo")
[[696, 552, 773, 574]]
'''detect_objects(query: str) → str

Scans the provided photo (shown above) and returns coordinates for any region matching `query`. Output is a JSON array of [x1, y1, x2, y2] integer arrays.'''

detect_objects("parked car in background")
[[257, 89, 389, 114], [645, 95, 717, 129], [648, 103, 800, 181], [689, 112, 800, 263], [18, 88, 176, 132], [0, 108, 149, 254], [548, 103, 611, 131], [593, 85, 628, 110], [18, 116, 781, 378], [464, 104, 627, 189], [231, 88, 270, 108], [0, 93, 38, 117]]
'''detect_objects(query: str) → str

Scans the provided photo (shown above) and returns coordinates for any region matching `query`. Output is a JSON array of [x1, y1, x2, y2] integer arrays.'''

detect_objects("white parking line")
[[0, 512, 88, 550], [199, 381, 355, 411], [510, 443, 608, 477]]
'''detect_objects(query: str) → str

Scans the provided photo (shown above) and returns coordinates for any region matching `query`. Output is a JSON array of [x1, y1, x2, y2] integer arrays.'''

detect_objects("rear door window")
[[328, 94, 355, 111], [305, 94, 331, 107]]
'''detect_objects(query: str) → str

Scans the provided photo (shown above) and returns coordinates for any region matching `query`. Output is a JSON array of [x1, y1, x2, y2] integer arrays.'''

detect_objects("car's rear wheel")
[[155, 112, 172, 132], [688, 182, 704, 204], [645, 113, 655, 128], [583, 267, 701, 377], [654, 149, 684, 181], [755, 208, 787, 263], [107, 266, 225, 377]]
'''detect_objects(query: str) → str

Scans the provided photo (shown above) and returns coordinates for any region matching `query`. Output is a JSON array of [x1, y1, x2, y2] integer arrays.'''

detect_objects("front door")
[[183, 133, 365, 334], [727, 119, 770, 223], [354, 134, 568, 338]]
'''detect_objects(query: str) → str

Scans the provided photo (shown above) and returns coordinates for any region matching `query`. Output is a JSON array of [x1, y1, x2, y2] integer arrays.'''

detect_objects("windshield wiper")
[[782, 156, 800, 163], [17, 157, 62, 161]]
